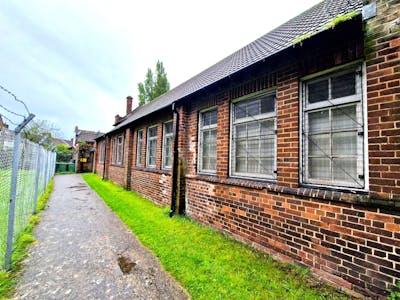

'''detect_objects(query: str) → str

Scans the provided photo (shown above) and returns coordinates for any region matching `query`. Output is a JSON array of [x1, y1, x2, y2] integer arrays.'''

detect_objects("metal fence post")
[[32, 144, 42, 214], [5, 114, 34, 270]]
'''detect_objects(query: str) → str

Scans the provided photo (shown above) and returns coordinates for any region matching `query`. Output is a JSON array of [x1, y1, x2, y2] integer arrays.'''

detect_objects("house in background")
[[95, 0, 399, 298], [73, 126, 103, 173]]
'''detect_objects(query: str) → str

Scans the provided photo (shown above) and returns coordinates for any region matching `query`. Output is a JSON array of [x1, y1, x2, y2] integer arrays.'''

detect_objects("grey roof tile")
[[110, 0, 363, 133]]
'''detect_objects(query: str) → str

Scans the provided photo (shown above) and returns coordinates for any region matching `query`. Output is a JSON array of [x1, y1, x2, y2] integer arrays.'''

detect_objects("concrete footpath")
[[13, 174, 188, 300]]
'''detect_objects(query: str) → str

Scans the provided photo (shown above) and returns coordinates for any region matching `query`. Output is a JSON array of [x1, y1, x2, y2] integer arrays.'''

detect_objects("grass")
[[0, 179, 53, 299], [83, 174, 350, 300], [0, 169, 38, 268]]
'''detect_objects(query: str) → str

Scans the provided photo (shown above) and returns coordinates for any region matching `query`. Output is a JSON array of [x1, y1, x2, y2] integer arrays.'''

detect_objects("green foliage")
[[388, 281, 400, 300], [83, 174, 351, 300], [56, 144, 73, 163], [22, 119, 60, 149], [0, 180, 53, 299], [138, 60, 170, 106]]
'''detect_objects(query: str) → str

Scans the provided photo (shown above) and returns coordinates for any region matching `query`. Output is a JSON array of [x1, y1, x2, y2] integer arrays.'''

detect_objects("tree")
[[56, 144, 73, 162], [138, 60, 170, 106], [22, 119, 61, 148]]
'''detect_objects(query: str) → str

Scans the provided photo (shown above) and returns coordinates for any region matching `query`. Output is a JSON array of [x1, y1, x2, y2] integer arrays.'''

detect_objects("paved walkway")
[[13, 174, 188, 300]]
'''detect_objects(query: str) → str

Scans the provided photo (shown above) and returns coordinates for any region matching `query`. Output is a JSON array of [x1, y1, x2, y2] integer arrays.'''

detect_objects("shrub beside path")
[[13, 174, 188, 300]]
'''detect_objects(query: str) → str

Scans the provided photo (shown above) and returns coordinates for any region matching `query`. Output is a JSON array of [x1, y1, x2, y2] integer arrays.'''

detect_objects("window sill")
[[110, 164, 124, 168], [132, 167, 171, 175], [186, 175, 400, 210]]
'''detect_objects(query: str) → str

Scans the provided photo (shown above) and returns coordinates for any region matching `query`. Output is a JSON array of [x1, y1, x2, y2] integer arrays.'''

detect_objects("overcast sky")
[[0, 0, 321, 138]]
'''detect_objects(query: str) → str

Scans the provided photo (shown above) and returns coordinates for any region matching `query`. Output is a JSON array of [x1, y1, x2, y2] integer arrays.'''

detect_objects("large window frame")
[[111, 137, 116, 164], [98, 140, 105, 163], [300, 62, 368, 191], [115, 135, 124, 165], [230, 90, 277, 180], [136, 129, 143, 167], [146, 125, 158, 168], [198, 107, 218, 174], [162, 121, 173, 169]]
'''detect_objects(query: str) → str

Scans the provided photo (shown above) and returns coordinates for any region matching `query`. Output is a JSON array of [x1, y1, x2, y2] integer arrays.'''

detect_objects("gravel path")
[[13, 174, 188, 300]]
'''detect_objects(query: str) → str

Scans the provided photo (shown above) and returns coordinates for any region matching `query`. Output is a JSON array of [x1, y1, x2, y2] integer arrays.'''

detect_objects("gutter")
[[169, 102, 179, 217]]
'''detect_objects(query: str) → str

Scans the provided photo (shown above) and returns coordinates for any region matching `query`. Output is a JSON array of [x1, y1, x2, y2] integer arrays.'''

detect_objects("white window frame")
[[146, 125, 158, 168], [116, 135, 124, 165], [300, 62, 368, 191], [111, 137, 116, 164], [198, 107, 218, 174], [162, 121, 173, 169], [99, 141, 105, 163], [136, 129, 143, 167], [229, 89, 277, 180]]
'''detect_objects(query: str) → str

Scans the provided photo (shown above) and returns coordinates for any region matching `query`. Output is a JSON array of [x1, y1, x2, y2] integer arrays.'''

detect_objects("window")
[[146, 125, 158, 168], [198, 108, 217, 173], [162, 121, 173, 169], [111, 137, 116, 164], [302, 65, 365, 189], [231, 91, 276, 179], [99, 141, 105, 162], [116, 135, 124, 165], [136, 130, 143, 167]]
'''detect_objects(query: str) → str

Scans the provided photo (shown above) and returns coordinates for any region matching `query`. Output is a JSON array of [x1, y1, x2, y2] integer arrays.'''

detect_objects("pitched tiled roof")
[[110, 0, 363, 134], [76, 129, 103, 143]]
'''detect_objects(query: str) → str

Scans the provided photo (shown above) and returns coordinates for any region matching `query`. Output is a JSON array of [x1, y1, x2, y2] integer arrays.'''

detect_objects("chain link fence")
[[0, 127, 56, 270]]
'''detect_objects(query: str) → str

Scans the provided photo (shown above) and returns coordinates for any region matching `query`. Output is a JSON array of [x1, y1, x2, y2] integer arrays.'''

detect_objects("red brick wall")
[[365, 0, 400, 200], [129, 108, 173, 206], [186, 178, 400, 298]]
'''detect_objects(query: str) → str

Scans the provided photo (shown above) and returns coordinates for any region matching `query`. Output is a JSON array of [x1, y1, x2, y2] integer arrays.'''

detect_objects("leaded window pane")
[[199, 110, 217, 173], [309, 110, 330, 133], [308, 134, 330, 156], [332, 105, 357, 130], [309, 158, 330, 180], [333, 158, 357, 182], [303, 67, 364, 189], [332, 132, 357, 155], [232, 92, 276, 179]]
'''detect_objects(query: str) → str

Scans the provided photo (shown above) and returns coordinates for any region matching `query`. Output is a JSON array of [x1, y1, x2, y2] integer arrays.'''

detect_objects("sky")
[[0, 0, 322, 139]]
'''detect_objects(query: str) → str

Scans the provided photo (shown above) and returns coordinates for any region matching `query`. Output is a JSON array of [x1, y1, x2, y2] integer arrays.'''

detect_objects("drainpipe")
[[169, 102, 179, 217], [102, 135, 108, 180]]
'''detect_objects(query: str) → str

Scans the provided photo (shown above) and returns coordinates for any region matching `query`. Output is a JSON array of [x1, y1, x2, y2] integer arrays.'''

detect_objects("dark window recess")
[[332, 72, 356, 99], [308, 79, 328, 103]]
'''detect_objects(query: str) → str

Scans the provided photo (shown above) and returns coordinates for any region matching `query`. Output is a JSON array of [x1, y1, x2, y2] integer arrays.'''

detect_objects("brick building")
[[73, 126, 103, 173], [95, 0, 400, 298]]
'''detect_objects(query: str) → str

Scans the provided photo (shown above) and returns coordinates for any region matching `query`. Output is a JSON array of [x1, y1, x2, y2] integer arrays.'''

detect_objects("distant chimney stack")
[[126, 96, 133, 115], [115, 114, 122, 125]]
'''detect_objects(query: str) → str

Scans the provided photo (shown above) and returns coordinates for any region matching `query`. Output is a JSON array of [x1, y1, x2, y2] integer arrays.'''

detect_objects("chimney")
[[126, 96, 133, 115], [115, 114, 121, 124]]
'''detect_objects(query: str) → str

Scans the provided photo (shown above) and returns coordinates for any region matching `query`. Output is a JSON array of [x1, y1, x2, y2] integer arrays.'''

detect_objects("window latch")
[[274, 130, 278, 134], [356, 70, 362, 77], [273, 170, 278, 174], [358, 131, 364, 136], [358, 175, 364, 179]]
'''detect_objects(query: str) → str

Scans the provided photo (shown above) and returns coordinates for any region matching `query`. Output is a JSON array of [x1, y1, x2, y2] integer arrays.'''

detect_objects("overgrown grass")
[[0, 179, 54, 299], [83, 174, 350, 300]]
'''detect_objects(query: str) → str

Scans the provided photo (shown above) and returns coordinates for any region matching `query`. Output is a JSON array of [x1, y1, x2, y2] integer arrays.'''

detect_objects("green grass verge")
[[0, 179, 54, 300], [83, 174, 350, 300]]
